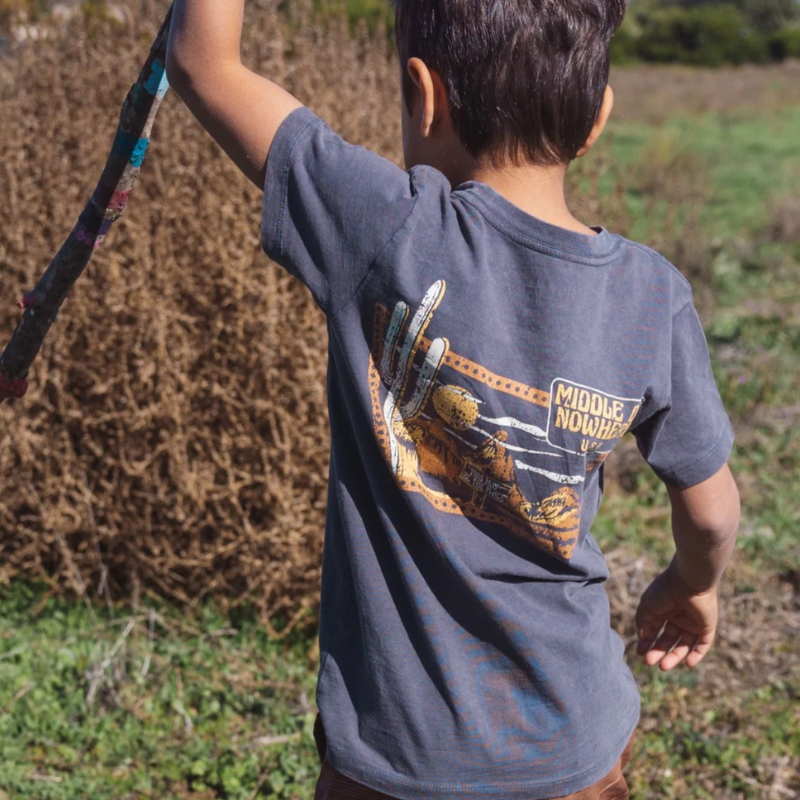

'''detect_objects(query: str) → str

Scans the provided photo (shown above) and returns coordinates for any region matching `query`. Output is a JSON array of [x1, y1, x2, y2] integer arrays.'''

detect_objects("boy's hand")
[[635, 463, 739, 672], [635, 558, 718, 671]]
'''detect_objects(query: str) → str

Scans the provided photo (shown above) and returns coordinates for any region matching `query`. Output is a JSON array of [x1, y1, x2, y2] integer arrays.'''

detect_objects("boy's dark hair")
[[393, 0, 626, 166]]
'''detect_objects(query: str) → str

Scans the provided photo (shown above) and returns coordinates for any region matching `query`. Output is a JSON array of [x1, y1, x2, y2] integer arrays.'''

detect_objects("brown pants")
[[313, 715, 635, 800]]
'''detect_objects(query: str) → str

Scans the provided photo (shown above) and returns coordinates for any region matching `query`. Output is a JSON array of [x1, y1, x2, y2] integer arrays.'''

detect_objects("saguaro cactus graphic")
[[369, 281, 584, 558], [381, 281, 450, 474]]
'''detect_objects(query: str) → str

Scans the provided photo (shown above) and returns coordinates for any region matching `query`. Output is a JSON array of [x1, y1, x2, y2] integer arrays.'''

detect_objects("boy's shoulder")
[[620, 238, 693, 291], [610, 236, 697, 314]]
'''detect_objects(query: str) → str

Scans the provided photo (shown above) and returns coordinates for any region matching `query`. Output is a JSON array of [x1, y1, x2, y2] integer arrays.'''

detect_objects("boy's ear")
[[577, 85, 614, 158], [406, 57, 448, 138]]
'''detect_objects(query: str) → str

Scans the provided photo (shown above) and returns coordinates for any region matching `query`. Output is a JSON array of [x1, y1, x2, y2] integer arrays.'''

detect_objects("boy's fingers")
[[684, 633, 716, 668], [636, 593, 719, 667], [636, 617, 669, 657], [636, 625, 657, 655], [645, 621, 682, 665], [636, 630, 661, 655], [645, 646, 668, 666], [656, 628, 716, 669], [685, 648, 708, 668], [658, 638, 694, 671]]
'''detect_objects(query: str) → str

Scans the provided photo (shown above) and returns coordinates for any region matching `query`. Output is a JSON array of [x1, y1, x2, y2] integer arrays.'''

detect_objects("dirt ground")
[[610, 60, 800, 122]]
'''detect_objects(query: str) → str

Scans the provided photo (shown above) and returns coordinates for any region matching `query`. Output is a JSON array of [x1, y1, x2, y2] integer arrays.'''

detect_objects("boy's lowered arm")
[[667, 463, 740, 593], [636, 464, 740, 672], [166, 0, 302, 188]]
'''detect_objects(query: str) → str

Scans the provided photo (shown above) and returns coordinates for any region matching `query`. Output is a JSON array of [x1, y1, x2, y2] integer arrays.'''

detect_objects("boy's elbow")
[[712, 467, 740, 540], [165, 49, 240, 105], [701, 474, 740, 545], [165, 48, 192, 94], [165, 41, 210, 96], [669, 464, 741, 546], [709, 491, 740, 545]]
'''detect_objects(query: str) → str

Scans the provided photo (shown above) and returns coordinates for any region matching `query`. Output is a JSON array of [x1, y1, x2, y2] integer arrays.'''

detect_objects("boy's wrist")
[[668, 553, 723, 596]]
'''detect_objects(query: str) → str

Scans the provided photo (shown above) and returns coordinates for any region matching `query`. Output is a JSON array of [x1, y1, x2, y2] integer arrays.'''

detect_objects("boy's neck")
[[453, 161, 596, 237]]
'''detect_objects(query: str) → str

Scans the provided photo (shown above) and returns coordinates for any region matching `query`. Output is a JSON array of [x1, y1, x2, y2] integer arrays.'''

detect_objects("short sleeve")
[[261, 107, 417, 312], [633, 301, 734, 488]]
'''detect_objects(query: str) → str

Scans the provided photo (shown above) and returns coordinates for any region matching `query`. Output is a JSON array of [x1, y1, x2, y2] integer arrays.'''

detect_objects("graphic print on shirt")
[[368, 281, 642, 560]]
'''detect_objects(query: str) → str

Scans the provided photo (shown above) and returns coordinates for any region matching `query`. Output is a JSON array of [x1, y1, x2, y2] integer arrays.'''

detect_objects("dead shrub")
[[0, 0, 400, 626]]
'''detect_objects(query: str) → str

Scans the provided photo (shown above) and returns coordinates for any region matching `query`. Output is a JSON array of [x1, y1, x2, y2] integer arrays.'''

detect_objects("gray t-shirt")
[[261, 108, 734, 800]]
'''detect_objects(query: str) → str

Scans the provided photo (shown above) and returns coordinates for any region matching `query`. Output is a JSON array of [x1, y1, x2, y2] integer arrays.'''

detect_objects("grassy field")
[[1, 49, 799, 800]]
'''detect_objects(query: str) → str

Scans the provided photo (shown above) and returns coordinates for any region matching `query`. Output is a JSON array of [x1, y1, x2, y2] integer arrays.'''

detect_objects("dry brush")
[[0, 0, 401, 628]]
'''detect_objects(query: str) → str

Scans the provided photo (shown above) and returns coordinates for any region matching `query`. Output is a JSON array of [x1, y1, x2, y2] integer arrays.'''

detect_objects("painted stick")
[[0, 5, 174, 403]]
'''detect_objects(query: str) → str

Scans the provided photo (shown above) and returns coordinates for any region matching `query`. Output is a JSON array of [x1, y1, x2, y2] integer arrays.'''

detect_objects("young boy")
[[166, 1, 740, 798]]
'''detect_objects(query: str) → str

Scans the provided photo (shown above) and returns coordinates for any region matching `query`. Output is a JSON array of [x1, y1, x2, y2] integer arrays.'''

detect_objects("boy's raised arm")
[[636, 464, 740, 672], [166, 0, 302, 188]]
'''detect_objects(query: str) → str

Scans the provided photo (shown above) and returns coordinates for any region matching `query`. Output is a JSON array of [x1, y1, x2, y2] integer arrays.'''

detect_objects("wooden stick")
[[0, 5, 174, 403]]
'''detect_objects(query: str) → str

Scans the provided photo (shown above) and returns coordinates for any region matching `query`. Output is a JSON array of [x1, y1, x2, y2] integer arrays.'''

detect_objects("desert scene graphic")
[[368, 281, 641, 560]]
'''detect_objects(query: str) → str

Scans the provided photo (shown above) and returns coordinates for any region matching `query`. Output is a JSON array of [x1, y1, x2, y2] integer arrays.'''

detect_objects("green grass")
[[603, 107, 800, 240], [1, 573, 797, 800], [0, 583, 320, 799], [631, 676, 800, 800]]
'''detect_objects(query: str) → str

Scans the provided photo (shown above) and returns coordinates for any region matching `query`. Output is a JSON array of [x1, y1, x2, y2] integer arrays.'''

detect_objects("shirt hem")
[[261, 107, 316, 261], [260, 107, 330, 310], [657, 423, 735, 489], [324, 710, 640, 800]]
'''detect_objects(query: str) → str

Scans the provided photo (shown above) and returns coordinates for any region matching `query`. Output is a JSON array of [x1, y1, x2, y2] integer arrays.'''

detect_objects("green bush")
[[311, 0, 393, 33], [343, 0, 393, 31], [610, 19, 640, 65], [635, 5, 769, 66], [738, 0, 800, 35], [768, 27, 800, 59]]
